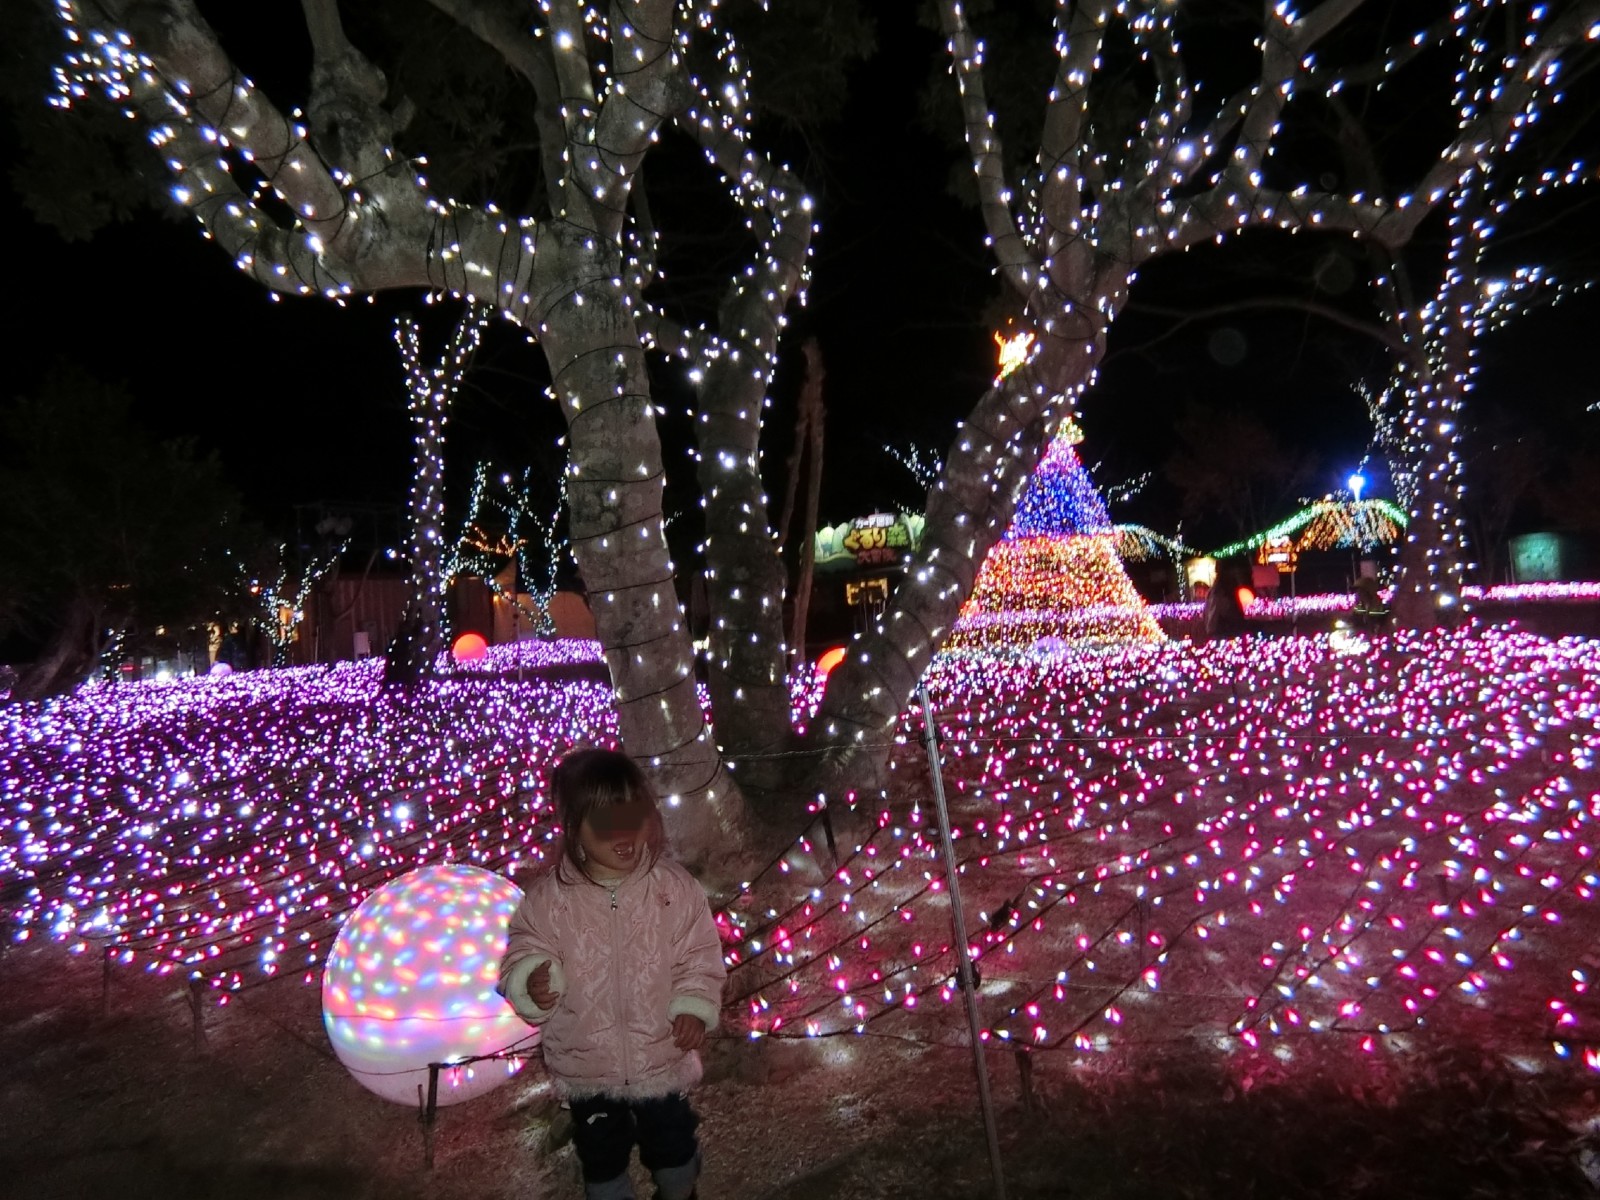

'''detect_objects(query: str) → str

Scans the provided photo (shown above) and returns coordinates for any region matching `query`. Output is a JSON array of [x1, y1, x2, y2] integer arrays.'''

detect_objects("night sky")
[[4, 0, 1599, 561]]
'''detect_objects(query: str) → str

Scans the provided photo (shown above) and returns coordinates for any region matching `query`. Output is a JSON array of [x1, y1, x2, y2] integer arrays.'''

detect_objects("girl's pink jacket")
[[498, 857, 726, 1100]]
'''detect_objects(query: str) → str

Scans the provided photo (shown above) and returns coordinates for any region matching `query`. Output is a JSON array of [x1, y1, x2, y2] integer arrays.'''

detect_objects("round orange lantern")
[[815, 645, 848, 679], [452, 632, 488, 663]]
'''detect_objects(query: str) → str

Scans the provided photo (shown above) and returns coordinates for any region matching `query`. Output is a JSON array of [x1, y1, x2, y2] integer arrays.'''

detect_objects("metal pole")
[[917, 681, 1008, 1200], [422, 1063, 440, 1168]]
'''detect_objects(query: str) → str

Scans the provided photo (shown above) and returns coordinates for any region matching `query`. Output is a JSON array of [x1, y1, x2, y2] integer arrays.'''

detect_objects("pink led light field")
[[4, 626, 1600, 1077], [722, 626, 1600, 1070], [0, 642, 610, 995]]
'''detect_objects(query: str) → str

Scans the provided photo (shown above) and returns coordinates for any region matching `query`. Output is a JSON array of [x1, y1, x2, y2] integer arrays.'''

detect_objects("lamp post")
[[1347, 472, 1368, 585]]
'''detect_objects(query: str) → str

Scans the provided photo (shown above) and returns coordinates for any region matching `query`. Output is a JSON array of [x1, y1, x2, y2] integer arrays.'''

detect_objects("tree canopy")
[[0, 365, 242, 696]]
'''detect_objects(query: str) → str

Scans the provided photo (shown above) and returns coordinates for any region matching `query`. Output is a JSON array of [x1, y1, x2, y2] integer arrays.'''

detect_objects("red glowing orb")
[[452, 632, 488, 663], [1236, 587, 1255, 610], [816, 646, 848, 679]]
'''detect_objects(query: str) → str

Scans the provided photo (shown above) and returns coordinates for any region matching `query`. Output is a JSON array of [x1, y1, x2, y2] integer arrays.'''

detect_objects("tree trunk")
[[775, 344, 813, 558], [14, 596, 104, 700], [389, 308, 488, 683], [788, 341, 825, 674], [531, 222, 748, 862], [1390, 188, 1477, 631], [1390, 377, 1468, 630], [689, 344, 799, 802], [686, 223, 814, 802], [382, 612, 430, 687]]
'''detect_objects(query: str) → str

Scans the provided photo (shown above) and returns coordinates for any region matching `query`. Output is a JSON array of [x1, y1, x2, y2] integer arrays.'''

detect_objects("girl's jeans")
[[569, 1092, 701, 1200]]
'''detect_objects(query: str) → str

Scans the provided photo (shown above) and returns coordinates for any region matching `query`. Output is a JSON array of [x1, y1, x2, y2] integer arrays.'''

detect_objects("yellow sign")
[[839, 515, 912, 566], [1257, 536, 1297, 573], [845, 577, 890, 607]]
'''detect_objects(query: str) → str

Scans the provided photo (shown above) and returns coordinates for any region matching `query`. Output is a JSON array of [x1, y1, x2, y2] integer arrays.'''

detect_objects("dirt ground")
[[5, 940, 1600, 1200]]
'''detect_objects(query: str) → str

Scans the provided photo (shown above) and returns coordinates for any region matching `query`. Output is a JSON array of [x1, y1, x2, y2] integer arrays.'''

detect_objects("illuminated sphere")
[[322, 864, 533, 1106], [208, 661, 233, 676], [816, 645, 848, 679], [452, 632, 488, 663]]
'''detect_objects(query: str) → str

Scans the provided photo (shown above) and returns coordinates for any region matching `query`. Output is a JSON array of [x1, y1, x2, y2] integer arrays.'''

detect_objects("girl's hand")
[[527, 961, 559, 1009], [671, 1013, 706, 1051]]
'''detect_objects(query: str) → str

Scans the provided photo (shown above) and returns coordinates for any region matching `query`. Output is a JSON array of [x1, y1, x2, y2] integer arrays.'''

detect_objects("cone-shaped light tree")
[[943, 411, 1163, 652]]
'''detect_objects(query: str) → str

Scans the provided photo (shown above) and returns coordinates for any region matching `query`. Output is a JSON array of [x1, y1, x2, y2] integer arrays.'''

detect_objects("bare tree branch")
[[937, 1, 1038, 302], [1037, 0, 1108, 243], [422, 0, 570, 208], [1125, 296, 1399, 354], [299, 0, 350, 61]]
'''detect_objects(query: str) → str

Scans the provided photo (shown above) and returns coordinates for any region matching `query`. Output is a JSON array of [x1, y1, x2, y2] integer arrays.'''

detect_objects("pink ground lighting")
[[724, 624, 1600, 1071], [4, 627, 1599, 1074], [1, 641, 609, 994]]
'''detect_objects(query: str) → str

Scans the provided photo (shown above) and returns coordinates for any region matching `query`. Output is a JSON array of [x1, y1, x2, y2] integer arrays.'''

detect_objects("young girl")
[[500, 748, 726, 1200]]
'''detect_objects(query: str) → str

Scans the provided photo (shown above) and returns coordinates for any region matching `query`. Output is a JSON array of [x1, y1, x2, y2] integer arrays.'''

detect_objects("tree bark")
[[690, 327, 794, 799], [391, 371, 451, 680], [14, 596, 104, 701], [789, 343, 825, 673], [530, 219, 746, 859], [1389, 303, 1472, 630], [387, 309, 487, 684], [674, 115, 819, 802]]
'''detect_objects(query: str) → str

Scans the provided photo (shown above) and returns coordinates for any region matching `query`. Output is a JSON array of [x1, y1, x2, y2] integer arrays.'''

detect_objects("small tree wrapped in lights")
[[238, 540, 346, 668], [446, 463, 570, 641], [385, 304, 490, 685]]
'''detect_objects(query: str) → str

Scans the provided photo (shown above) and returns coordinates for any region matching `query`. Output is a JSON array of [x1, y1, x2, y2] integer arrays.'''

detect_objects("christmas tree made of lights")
[[944, 420, 1163, 653]]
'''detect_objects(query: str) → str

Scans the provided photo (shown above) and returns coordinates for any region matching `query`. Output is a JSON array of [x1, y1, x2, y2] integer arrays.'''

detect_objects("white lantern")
[[322, 864, 536, 1106]]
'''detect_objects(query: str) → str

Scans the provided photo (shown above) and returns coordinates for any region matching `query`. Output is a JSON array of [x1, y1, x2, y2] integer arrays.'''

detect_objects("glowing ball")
[[452, 632, 488, 663], [208, 661, 232, 676], [1236, 587, 1255, 610], [816, 646, 848, 679], [322, 864, 534, 1106]]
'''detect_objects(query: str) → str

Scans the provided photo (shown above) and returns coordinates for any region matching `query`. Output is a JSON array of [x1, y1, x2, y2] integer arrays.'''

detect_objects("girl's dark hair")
[[550, 748, 665, 884]]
